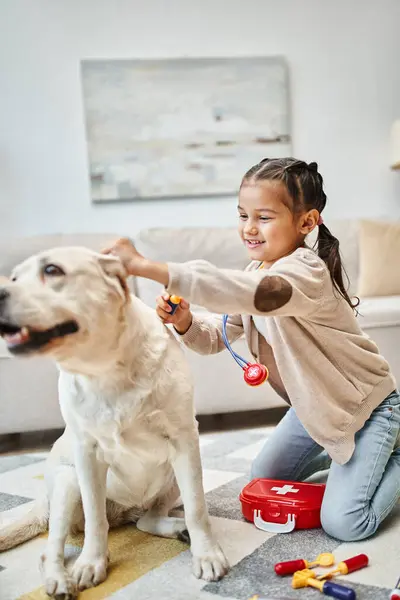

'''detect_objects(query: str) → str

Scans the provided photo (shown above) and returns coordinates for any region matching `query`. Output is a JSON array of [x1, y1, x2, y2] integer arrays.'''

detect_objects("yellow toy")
[[292, 568, 356, 599]]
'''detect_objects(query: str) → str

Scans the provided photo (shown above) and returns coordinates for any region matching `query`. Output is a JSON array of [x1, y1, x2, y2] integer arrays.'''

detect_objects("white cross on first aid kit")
[[271, 484, 300, 496]]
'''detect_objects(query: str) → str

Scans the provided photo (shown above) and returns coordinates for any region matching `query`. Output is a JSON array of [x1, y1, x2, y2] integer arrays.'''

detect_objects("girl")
[[104, 157, 400, 542]]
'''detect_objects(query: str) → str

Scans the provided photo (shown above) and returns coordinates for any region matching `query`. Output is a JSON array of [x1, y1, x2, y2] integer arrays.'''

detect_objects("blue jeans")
[[251, 391, 400, 541]]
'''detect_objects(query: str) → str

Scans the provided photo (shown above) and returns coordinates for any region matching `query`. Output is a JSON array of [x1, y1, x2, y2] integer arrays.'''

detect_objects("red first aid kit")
[[240, 478, 326, 533]]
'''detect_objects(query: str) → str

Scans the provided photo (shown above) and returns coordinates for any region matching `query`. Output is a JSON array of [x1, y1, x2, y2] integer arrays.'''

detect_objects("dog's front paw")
[[192, 544, 229, 581], [40, 554, 77, 599], [45, 575, 77, 600], [72, 554, 108, 591]]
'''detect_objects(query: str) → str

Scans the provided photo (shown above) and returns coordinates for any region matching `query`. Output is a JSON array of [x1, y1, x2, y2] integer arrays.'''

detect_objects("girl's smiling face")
[[238, 179, 313, 267]]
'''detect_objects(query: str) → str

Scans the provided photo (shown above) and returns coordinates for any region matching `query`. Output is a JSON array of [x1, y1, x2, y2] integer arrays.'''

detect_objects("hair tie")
[[284, 160, 309, 174], [308, 162, 318, 172], [317, 215, 324, 226]]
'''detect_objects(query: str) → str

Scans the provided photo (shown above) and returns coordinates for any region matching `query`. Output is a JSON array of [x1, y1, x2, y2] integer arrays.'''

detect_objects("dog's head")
[[0, 247, 129, 359]]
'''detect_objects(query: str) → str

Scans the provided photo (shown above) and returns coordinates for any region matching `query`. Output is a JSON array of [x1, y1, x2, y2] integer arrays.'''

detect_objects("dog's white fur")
[[0, 247, 228, 598]]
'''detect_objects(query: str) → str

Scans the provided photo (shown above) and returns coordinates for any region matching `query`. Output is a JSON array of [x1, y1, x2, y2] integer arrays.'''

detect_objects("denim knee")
[[320, 502, 378, 542], [250, 457, 269, 480], [250, 459, 260, 480], [250, 457, 285, 481]]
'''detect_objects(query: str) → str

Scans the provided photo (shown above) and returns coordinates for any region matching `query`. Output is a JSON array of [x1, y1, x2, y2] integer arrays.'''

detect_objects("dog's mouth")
[[0, 319, 79, 354]]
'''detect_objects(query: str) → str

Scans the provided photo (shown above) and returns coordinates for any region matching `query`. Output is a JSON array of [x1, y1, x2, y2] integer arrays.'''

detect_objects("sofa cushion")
[[0, 349, 63, 434], [0, 233, 120, 276], [135, 222, 361, 307], [307, 219, 360, 296], [357, 220, 400, 297], [0, 337, 11, 359], [357, 296, 400, 329], [0, 233, 138, 296]]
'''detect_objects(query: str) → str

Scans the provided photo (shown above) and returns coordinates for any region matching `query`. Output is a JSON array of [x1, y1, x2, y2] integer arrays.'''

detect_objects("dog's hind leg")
[[136, 510, 190, 542], [40, 465, 81, 599], [136, 481, 190, 543], [0, 495, 49, 552]]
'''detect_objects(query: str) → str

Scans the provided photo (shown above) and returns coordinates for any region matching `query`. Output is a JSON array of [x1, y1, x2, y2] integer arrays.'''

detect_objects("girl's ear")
[[299, 209, 319, 235]]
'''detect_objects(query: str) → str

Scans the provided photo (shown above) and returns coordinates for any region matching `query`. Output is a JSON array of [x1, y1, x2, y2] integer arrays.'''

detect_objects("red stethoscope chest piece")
[[243, 363, 269, 386]]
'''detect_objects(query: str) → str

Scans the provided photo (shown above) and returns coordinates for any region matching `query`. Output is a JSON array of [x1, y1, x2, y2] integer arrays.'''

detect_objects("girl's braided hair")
[[241, 157, 358, 311]]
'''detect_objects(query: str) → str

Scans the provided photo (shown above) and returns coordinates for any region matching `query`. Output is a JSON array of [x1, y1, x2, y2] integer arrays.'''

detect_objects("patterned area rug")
[[1, 426, 400, 600]]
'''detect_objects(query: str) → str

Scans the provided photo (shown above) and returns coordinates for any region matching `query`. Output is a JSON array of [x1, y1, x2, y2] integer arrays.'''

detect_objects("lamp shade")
[[390, 120, 400, 170]]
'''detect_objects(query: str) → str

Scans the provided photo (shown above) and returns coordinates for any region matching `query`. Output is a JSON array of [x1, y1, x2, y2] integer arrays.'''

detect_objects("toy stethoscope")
[[167, 287, 269, 387]]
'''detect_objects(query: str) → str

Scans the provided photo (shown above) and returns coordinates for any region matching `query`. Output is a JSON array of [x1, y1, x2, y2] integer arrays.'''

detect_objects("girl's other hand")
[[156, 294, 192, 334]]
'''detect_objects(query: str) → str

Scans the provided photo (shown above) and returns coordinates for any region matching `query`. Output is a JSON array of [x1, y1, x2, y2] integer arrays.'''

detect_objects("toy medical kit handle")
[[253, 509, 295, 533], [166, 295, 181, 315]]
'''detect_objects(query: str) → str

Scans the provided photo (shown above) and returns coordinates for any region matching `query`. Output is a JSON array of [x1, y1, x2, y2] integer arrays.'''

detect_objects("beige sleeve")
[[174, 312, 244, 355], [167, 250, 326, 318]]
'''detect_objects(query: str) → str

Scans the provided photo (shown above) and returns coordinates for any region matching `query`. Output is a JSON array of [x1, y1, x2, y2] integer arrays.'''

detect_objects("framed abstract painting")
[[80, 56, 291, 203]]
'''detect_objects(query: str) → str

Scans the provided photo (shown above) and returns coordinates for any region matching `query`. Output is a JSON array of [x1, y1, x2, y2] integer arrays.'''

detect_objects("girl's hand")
[[102, 238, 146, 276], [156, 293, 192, 334]]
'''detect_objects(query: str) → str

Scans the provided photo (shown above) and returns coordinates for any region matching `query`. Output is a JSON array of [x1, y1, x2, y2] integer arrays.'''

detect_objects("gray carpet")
[[1, 428, 399, 599]]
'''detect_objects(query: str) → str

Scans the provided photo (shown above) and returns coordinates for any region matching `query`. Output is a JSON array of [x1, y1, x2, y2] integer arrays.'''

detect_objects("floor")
[[0, 421, 399, 600]]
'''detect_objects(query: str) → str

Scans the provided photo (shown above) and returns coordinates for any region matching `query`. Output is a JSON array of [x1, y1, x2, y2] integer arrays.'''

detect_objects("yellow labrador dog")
[[0, 247, 228, 598]]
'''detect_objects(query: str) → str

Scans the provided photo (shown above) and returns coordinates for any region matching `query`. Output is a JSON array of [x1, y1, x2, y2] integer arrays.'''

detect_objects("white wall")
[[1, 0, 399, 238]]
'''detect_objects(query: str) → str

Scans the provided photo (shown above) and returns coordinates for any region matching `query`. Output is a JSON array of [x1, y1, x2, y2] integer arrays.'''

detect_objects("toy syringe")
[[317, 554, 369, 580], [275, 553, 334, 575]]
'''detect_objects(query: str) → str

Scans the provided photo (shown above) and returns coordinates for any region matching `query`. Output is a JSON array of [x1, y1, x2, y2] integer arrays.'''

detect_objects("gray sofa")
[[1, 222, 399, 435]]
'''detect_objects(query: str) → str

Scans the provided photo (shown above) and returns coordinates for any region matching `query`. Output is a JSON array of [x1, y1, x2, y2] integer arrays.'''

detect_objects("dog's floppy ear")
[[97, 254, 130, 302]]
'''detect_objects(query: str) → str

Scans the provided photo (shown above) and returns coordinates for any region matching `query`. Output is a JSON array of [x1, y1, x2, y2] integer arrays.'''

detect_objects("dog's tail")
[[0, 495, 49, 551]]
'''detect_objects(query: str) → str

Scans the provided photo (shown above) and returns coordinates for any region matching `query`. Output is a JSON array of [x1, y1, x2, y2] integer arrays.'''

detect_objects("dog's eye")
[[43, 264, 65, 277]]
